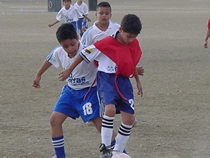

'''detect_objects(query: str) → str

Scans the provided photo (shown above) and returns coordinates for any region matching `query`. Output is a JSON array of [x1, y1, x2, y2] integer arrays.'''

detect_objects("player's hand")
[[82, 26, 86, 32], [48, 24, 53, 27], [59, 69, 71, 81], [86, 17, 91, 22], [204, 41, 208, 48], [33, 75, 41, 88], [136, 66, 144, 76], [137, 81, 143, 97]]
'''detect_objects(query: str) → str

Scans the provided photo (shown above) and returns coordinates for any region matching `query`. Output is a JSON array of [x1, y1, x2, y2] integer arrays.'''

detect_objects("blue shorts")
[[77, 18, 83, 30], [83, 18, 88, 28], [71, 21, 77, 32], [77, 18, 88, 31], [53, 85, 100, 122], [97, 71, 135, 114]]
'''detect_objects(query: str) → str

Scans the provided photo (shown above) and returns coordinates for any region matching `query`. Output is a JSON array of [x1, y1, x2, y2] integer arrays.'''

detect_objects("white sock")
[[114, 123, 132, 152], [101, 115, 114, 146]]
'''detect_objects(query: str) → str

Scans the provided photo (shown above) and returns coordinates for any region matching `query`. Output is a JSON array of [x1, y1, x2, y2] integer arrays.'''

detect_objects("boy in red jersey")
[[204, 18, 210, 48], [59, 14, 143, 158]]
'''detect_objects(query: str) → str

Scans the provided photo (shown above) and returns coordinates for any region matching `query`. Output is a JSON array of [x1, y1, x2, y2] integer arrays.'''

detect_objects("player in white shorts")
[[48, 0, 80, 31]]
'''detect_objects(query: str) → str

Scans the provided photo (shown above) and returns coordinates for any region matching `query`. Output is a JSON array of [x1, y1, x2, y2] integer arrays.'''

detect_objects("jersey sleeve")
[[56, 9, 64, 21], [83, 3, 88, 15], [46, 47, 61, 68], [81, 29, 93, 47], [208, 19, 210, 30], [80, 45, 101, 63]]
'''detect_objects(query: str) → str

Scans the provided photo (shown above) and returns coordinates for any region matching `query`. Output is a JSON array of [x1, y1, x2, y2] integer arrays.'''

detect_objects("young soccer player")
[[58, 14, 143, 158], [48, 0, 80, 31], [81, 1, 120, 47], [204, 18, 210, 48], [82, 1, 143, 128], [33, 23, 102, 158], [74, 0, 91, 37]]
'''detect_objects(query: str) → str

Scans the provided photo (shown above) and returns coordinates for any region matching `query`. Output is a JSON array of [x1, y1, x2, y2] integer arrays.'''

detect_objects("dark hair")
[[121, 14, 142, 34], [96, 2, 111, 12], [63, 0, 71, 2], [56, 23, 78, 43]]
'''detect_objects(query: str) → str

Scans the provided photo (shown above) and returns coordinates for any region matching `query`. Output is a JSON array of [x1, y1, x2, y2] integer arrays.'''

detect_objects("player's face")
[[60, 39, 79, 58], [96, 7, 111, 25], [119, 27, 138, 45], [63, 1, 71, 9]]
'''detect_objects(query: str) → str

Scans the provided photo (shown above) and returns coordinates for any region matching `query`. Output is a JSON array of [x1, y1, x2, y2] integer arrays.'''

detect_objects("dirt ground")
[[0, 0, 210, 157]]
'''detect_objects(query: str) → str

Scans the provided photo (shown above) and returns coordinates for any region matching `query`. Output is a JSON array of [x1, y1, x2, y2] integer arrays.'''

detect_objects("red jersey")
[[94, 36, 142, 78], [94, 36, 142, 101], [208, 18, 210, 30]]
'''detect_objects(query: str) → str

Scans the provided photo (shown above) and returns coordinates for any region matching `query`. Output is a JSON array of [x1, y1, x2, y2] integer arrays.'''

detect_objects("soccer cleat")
[[99, 144, 112, 158]]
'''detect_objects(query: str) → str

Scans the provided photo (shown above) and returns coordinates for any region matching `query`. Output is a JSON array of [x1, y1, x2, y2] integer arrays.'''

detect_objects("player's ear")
[[119, 27, 123, 33]]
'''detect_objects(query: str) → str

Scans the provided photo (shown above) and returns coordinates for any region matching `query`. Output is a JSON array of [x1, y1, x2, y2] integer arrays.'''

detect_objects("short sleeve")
[[208, 19, 210, 30], [80, 45, 101, 63], [83, 3, 88, 15], [81, 30, 93, 47], [46, 48, 60, 68], [56, 9, 64, 21]]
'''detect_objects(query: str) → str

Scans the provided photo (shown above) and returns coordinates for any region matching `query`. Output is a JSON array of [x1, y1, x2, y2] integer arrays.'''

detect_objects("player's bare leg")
[[50, 111, 68, 158]]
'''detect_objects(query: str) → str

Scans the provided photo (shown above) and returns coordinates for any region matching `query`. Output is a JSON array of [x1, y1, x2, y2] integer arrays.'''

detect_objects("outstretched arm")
[[33, 60, 52, 88], [48, 20, 59, 27], [58, 55, 84, 81], [204, 29, 210, 48]]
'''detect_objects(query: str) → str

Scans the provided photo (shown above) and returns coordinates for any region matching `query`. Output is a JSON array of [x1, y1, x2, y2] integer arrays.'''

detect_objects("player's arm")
[[204, 29, 210, 48], [33, 60, 52, 88], [48, 20, 59, 27], [59, 45, 99, 81], [83, 14, 91, 22], [134, 68, 143, 97], [59, 55, 83, 81]]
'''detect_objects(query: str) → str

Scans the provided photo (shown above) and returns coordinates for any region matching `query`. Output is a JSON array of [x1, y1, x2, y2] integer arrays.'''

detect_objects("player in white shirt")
[[74, 0, 91, 37], [33, 23, 102, 158], [48, 0, 81, 31], [81, 2, 120, 47]]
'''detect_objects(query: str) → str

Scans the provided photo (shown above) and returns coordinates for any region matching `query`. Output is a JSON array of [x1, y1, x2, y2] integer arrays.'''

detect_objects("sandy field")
[[0, 0, 210, 157]]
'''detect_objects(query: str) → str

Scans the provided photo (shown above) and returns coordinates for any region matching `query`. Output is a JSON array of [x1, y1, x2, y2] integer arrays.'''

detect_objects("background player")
[[81, 1, 119, 47], [204, 18, 210, 48], [48, 0, 80, 31], [74, 0, 91, 37]]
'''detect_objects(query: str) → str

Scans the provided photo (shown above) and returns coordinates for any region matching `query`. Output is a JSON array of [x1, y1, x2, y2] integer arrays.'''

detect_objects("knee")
[[105, 104, 116, 117], [50, 114, 63, 128], [122, 114, 135, 126]]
